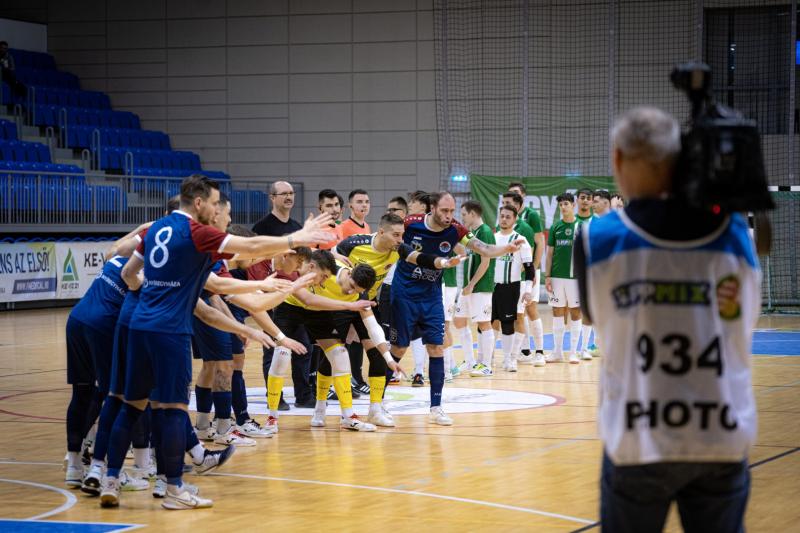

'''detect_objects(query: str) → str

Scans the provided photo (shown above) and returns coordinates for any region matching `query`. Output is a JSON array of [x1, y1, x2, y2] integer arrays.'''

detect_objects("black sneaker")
[[521, 349, 532, 357], [295, 397, 316, 409], [326, 387, 360, 400], [278, 396, 290, 411], [353, 381, 370, 396], [194, 444, 236, 475], [81, 444, 92, 466], [411, 373, 425, 387]]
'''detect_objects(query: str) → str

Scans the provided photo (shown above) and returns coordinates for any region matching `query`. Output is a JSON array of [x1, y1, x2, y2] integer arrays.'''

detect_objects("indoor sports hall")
[[0, 2, 798, 532]]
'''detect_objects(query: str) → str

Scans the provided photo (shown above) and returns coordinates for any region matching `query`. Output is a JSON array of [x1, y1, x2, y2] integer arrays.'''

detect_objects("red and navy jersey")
[[201, 260, 232, 300], [69, 255, 129, 333], [392, 214, 473, 300], [117, 228, 148, 329], [131, 210, 234, 334]]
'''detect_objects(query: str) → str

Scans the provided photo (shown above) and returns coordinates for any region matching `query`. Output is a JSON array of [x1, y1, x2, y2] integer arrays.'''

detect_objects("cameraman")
[[575, 106, 760, 533]]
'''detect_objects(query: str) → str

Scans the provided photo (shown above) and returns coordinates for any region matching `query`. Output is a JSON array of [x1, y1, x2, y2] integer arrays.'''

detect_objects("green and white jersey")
[[519, 206, 544, 233], [442, 260, 458, 287], [494, 230, 533, 284], [462, 222, 496, 293], [547, 218, 579, 279], [577, 212, 593, 224]]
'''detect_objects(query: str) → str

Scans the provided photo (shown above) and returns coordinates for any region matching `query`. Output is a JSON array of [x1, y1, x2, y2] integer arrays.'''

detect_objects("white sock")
[[196, 412, 211, 430], [443, 345, 454, 371], [512, 332, 525, 357], [91, 457, 104, 469], [216, 417, 231, 434], [581, 325, 592, 352], [479, 328, 495, 366], [269, 409, 278, 418], [459, 327, 475, 366], [411, 337, 426, 375], [569, 319, 582, 354], [341, 407, 354, 418], [133, 447, 150, 469], [523, 317, 530, 349], [593, 330, 601, 350], [501, 333, 513, 362], [531, 318, 544, 351], [67, 451, 81, 468], [552, 316, 565, 354], [189, 443, 205, 464], [315, 399, 327, 413]]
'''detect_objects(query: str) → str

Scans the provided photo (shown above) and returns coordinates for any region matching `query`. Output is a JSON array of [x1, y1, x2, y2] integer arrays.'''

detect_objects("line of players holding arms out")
[[62, 174, 620, 511], [66, 175, 524, 510]]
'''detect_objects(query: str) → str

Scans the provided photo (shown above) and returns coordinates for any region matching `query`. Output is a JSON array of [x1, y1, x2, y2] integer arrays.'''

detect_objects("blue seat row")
[[67, 126, 169, 150], [29, 87, 110, 109], [9, 49, 56, 70], [131, 167, 230, 180], [0, 174, 126, 213], [0, 140, 51, 163], [100, 147, 200, 172], [15, 68, 80, 90], [0, 120, 17, 141], [231, 189, 270, 216], [0, 160, 82, 173], [33, 105, 140, 129]]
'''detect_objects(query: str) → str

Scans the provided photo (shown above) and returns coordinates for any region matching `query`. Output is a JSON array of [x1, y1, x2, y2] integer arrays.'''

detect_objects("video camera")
[[670, 61, 774, 214]]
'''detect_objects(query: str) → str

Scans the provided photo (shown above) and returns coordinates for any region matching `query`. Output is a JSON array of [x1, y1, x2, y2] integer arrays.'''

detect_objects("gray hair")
[[611, 106, 681, 164]]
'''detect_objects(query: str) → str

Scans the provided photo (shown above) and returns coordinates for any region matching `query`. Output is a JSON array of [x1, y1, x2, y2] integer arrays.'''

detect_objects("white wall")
[[28, 0, 439, 226]]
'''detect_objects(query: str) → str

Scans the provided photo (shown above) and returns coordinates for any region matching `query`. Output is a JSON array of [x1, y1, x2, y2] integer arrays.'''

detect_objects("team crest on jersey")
[[716, 274, 741, 320], [565, 228, 572, 236], [439, 241, 452, 253]]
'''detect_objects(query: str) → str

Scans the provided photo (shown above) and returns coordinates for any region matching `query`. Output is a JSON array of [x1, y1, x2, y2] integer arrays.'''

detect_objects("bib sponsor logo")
[[612, 280, 710, 310], [439, 241, 452, 253], [191, 386, 562, 416], [716, 274, 741, 320]]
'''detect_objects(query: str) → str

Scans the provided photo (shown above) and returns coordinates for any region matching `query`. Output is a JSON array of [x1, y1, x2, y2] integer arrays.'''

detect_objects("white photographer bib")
[[583, 210, 760, 465]]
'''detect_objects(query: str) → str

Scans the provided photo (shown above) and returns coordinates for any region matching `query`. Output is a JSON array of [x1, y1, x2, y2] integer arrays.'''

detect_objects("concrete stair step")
[[55, 157, 89, 170]]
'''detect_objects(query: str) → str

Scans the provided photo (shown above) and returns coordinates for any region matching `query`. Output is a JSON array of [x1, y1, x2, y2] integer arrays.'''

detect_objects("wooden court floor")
[[0, 308, 798, 532]]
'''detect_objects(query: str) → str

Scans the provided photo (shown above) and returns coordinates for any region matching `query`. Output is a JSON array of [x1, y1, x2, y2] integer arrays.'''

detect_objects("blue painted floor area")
[[0, 520, 139, 533], [459, 330, 800, 356]]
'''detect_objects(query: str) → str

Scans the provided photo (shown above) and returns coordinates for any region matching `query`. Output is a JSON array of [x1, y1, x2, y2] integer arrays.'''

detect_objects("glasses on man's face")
[[272, 192, 295, 197]]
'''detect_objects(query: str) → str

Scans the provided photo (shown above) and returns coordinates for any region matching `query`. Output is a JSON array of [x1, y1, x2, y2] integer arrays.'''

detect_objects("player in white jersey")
[[492, 205, 534, 372], [578, 106, 760, 532]]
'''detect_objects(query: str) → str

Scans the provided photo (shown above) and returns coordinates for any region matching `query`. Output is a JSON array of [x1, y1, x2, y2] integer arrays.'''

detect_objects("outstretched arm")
[[466, 236, 525, 258]]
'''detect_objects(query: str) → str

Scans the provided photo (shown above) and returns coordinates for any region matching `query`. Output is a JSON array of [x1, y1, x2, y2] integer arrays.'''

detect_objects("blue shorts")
[[66, 316, 114, 393], [389, 295, 445, 348], [110, 322, 130, 395], [192, 316, 233, 362], [125, 330, 192, 404]]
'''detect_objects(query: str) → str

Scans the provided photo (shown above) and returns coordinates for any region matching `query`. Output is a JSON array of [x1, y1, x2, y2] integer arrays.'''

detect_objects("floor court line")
[[0, 477, 76, 520], [210, 471, 596, 525]]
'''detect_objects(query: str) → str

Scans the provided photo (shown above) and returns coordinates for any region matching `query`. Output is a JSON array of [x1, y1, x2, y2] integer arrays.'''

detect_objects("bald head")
[[270, 180, 295, 219]]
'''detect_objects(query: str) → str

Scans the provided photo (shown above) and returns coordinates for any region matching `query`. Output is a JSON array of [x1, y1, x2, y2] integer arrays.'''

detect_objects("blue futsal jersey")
[[69, 255, 129, 332], [131, 210, 234, 335], [392, 213, 473, 301]]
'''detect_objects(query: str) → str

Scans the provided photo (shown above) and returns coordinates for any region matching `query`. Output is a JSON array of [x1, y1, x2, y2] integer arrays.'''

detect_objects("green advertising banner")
[[470, 174, 616, 228]]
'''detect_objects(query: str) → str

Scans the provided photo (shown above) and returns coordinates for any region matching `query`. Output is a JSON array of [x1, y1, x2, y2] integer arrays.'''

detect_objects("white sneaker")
[[213, 427, 256, 447], [568, 352, 580, 364], [367, 404, 395, 427], [153, 477, 167, 498], [194, 426, 215, 442], [581, 349, 593, 361], [193, 445, 236, 475], [546, 351, 564, 363], [310, 411, 326, 427], [508, 359, 518, 372], [340, 414, 376, 432], [82, 463, 103, 495], [429, 406, 453, 426], [264, 416, 279, 434], [517, 352, 534, 364], [99, 476, 120, 507], [469, 363, 493, 377], [120, 469, 149, 492], [237, 419, 274, 438], [162, 487, 213, 510], [65, 464, 83, 488], [533, 353, 546, 367]]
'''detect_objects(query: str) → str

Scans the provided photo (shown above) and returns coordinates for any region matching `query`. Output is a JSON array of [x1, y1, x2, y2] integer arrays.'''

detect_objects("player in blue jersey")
[[64, 254, 145, 489], [390, 191, 525, 425], [99, 175, 335, 510]]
